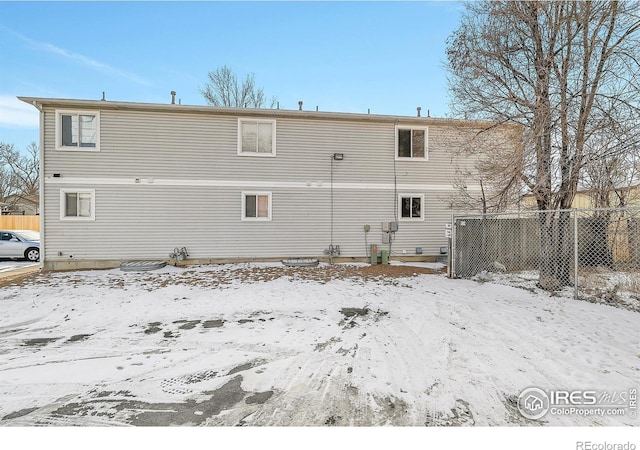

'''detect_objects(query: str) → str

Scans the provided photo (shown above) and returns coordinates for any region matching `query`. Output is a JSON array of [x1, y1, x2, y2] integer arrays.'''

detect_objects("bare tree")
[[447, 125, 524, 214], [582, 147, 640, 209], [0, 142, 39, 212], [1, 142, 39, 196], [200, 65, 277, 108], [0, 165, 15, 202], [447, 1, 640, 287]]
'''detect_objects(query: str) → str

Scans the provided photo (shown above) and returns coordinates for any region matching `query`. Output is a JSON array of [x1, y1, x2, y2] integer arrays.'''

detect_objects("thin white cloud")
[[5, 28, 152, 87], [0, 95, 39, 128]]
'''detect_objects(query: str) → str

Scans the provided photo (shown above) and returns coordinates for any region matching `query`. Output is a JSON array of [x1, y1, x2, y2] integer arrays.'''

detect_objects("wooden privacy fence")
[[0, 215, 40, 231]]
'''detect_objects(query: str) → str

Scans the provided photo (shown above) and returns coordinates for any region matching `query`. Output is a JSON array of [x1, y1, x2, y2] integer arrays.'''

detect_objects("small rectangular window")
[[257, 122, 273, 153], [79, 115, 97, 147], [65, 192, 78, 217], [396, 126, 428, 159], [398, 129, 412, 158], [60, 189, 95, 221], [412, 130, 425, 158], [399, 194, 424, 221], [245, 195, 257, 218], [61, 115, 76, 147], [238, 119, 276, 156], [242, 192, 272, 221], [56, 111, 100, 151], [257, 195, 269, 217], [242, 122, 258, 153]]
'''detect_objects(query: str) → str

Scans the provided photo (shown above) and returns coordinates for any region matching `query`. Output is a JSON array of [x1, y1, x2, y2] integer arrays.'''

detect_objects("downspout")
[[391, 120, 399, 262], [32, 100, 45, 271], [393, 120, 399, 222], [330, 155, 334, 265]]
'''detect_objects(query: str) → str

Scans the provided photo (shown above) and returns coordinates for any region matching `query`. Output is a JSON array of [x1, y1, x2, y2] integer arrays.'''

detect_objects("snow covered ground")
[[471, 268, 640, 312], [0, 262, 638, 426]]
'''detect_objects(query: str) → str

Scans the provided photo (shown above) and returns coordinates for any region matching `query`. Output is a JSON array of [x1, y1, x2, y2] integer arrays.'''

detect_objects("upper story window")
[[238, 118, 276, 157], [396, 126, 428, 160], [55, 111, 100, 151]]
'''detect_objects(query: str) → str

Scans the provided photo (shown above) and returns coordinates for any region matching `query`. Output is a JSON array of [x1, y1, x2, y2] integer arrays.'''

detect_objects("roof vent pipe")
[[417, 106, 421, 117], [277, 101, 280, 110], [428, 109, 430, 118], [171, 91, 176, 105], [101, 91, 106, 101], [298, 101, 303, 111]]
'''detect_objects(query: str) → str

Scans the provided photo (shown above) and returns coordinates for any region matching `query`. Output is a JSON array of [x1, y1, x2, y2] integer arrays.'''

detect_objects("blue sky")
[[0, 1, 463, 152]]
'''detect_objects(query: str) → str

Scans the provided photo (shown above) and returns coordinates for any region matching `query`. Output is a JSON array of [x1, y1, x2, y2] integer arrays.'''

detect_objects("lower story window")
[[60, 189, 95, 221], [242, 192, 272, 221], [399, 194, 424, 221]]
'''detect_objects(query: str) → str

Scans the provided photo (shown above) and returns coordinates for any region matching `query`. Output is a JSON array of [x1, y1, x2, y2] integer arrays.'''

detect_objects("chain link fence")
[[451, 207, 640, 310]]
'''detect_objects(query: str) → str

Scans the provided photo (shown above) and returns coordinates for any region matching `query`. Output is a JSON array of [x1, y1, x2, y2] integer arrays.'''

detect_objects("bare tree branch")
[[446, 0, 640, 287], [199, 65, 277, 109], [0, 142, 40, 212]]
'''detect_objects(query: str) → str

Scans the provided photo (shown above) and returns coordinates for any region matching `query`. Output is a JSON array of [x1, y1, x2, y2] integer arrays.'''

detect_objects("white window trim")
[[237, 118, 277, 157], [241, 191, 272, 221], [55, 110, 101, 152], [60, 188, 96, 221], [398, 193, 425, 222], [395, 125, 428, 161]]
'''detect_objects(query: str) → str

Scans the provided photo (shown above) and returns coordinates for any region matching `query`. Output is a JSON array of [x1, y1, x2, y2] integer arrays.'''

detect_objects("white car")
[[0, 230, 40, 262]]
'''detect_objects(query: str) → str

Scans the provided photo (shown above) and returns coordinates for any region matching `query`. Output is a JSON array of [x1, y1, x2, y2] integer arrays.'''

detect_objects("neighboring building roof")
[[4, 194, 39, 205], [522, 183, 640, 199], [18, 96, 520, 130]]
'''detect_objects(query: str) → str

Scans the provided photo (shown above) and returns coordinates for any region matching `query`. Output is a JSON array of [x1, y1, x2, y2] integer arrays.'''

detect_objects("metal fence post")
[[450, 214, 456, 278], [574, 209, 579, 299]]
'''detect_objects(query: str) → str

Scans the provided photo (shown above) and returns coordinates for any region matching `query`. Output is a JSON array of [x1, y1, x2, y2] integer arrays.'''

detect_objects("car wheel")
[[25, 248, 40, 262]]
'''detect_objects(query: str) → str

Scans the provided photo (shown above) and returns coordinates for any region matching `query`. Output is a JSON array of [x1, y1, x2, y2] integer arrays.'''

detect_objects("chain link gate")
[[451, 207, 640, 303]]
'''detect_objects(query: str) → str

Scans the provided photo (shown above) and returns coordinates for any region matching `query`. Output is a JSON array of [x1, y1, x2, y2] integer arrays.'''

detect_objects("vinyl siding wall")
[[41, 106, 499, 268]]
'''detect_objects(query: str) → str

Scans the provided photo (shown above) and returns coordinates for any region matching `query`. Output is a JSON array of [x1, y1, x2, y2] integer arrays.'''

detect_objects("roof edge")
[[17, 96, 520, 129]]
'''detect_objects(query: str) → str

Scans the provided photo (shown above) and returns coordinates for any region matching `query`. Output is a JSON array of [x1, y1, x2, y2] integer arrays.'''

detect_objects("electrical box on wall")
[[382, 222, 399, 232], [382, 232, 390, 244]]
